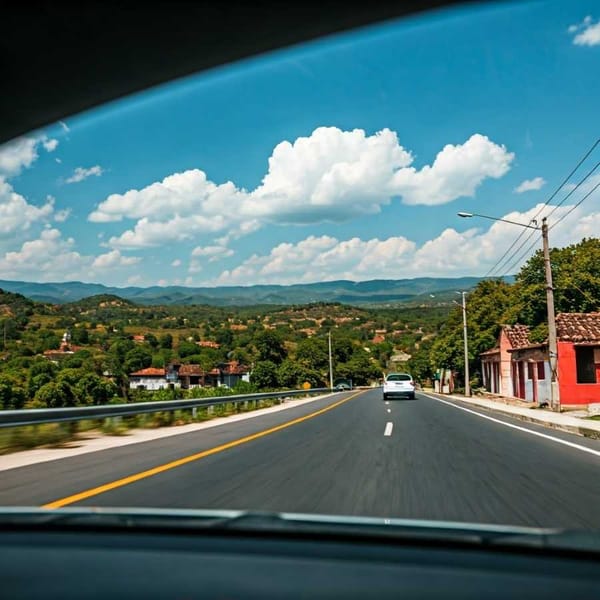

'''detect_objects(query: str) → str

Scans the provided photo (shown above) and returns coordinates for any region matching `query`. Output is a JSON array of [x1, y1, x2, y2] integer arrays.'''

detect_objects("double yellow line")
[[43, 389, 365, 509]]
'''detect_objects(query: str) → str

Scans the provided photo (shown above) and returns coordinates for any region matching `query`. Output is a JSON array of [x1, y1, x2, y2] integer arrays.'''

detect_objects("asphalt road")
[[2, 388, 600, 528]]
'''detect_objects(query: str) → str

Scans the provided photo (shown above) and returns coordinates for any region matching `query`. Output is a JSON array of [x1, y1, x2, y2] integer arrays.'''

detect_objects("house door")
[[517, 362, 525, 399]]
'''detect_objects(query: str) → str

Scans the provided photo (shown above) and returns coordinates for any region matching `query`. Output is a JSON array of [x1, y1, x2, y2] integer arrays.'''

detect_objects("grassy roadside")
[[0, 397, 285, 456]]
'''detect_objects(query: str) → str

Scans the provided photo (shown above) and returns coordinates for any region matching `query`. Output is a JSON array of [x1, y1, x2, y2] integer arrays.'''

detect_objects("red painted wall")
[[557, 341, 600, 405]]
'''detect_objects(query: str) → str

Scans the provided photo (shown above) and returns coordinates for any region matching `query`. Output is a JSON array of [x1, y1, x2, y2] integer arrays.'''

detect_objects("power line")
[[484, 138, 600, 278], [550, 178, 600, 231], [491, 157, 600, 278], [498, 175, 600, 279]]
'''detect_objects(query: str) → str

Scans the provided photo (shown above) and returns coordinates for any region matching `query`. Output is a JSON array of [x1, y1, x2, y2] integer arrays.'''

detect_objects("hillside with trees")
[[0, 292, 451, 410]]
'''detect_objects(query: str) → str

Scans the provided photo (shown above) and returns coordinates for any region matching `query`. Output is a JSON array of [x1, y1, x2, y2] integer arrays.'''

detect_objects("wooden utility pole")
[[542, 217, 560, 411]]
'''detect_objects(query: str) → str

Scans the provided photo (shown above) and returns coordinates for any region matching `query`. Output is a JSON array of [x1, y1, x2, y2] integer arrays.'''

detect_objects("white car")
[[383, 373, 416, 400]]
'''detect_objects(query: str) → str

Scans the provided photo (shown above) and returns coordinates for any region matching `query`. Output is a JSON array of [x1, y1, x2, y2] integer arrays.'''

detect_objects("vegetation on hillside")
[[0, 292, 451, 410]]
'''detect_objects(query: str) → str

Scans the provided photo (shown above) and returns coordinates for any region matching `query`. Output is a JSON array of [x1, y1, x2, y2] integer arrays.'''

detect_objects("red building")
[[481, 313, 600, 407], [556, 313, 600, 406]]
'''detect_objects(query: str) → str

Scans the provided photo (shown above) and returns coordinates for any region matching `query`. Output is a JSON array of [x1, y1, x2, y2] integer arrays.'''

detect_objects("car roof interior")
[[2, 0, 471, 145]]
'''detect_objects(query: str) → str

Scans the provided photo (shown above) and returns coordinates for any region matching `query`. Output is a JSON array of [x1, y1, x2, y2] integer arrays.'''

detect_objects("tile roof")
[[480, 347, 500, 357], [178, 364, 204, 376], [556, 312, 600, 343], [503, 324, 530, 348], [130, 367, 166, 377]]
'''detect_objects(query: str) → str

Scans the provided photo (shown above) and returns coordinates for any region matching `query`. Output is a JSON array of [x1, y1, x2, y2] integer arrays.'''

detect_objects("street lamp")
[[457, 211, 560, 411]]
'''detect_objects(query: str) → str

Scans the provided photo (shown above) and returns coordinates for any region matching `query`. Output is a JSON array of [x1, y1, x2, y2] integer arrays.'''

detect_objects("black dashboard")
[[3, 527, 600, 598]]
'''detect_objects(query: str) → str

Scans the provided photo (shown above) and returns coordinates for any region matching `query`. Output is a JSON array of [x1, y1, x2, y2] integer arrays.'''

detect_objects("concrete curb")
[[443, 394, 600, 440]]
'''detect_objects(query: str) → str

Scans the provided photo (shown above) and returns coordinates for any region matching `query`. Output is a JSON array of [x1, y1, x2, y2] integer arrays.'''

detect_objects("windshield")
[[1, 0, 600, 546], [387, 374, 412, 382]]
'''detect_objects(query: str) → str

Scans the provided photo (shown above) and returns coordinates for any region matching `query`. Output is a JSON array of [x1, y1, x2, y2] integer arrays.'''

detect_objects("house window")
[[575, 347, 597, 384], [527, 362, 534, 379], [537, 362, 545, 380]]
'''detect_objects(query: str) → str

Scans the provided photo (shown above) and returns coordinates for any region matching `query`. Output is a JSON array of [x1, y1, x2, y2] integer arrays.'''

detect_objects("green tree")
[[34, 381, 76, 408], [296, 337, 328, 371], [250, 360, 278, 389], [159, 333, 173, 349], [254, 330, 287, 365]]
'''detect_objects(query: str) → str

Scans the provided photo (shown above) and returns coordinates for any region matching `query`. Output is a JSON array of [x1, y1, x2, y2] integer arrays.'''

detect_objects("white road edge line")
[[384, 422, 393, 437], [421, 392, 600, 458]]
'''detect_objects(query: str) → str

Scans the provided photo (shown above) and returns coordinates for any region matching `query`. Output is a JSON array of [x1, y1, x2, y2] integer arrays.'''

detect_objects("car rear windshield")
[[386, 374, 412, 381]]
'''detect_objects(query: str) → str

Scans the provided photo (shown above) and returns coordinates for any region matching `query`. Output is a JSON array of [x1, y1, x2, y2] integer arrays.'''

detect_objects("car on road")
[[334, 382, 351, 391], [383, 373, 416, 400]]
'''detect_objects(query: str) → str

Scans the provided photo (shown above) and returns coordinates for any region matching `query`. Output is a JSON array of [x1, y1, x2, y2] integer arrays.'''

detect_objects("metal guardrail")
[[0, 388, 333, 428]]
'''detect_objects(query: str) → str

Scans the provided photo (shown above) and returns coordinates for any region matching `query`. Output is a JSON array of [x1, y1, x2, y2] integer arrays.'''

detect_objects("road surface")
[[1, 388, 600, 528]]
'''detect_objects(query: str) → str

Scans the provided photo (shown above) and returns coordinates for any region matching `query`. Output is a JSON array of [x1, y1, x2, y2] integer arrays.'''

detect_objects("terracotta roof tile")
[[130, 367, 166, 376], [556, 312, 600, 343], [504, 324, 530, 348]]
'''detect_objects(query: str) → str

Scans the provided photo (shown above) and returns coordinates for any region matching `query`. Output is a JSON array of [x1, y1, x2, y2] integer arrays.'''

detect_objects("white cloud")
[[88, 128, 513, 249], [0, 227, 144, 282], [54, 208, 71, 222], [214, 181, 600, 285], [55, 158, 62, 164], [191, 245, 234, 262], [569, 16, 600, 46], [42, 138, 59, 152], [216, 235, 417, 285], [0, 228, 88, 281], [59, 121, 70, 133], [66, 165, 103, 184], [390, 133, 514, 206], [128, 275, 142, 285], [0, 178, 54, 237], [171, 258, 182, 267], [188, 259, 203, 274], [0, 137, 39, 177], [514, 176, 546, 193], [91, 249, 141, 269]]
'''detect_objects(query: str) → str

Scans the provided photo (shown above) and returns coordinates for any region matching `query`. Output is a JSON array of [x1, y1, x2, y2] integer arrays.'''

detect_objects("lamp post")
[[458, 211, 560, 411]]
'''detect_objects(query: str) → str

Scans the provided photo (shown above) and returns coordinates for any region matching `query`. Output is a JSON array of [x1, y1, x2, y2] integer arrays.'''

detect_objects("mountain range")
[[0, 277, 496, 306]]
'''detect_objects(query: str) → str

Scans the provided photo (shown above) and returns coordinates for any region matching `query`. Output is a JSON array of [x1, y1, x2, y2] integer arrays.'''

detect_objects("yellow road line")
[[43, 389, 366, 509]]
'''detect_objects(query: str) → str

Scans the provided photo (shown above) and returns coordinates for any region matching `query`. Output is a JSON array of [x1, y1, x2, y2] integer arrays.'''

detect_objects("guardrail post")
[[192, 407, 197, 419]]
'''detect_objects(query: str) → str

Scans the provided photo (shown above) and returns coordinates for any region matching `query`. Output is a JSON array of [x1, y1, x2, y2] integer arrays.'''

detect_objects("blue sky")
[[1, 0, 599, 288]]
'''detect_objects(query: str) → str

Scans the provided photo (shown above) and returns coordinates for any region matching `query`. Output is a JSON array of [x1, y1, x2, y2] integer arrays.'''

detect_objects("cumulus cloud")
[[59, 121, 70, 133], [0, 135, 60, 177], [569, 16, 600, 46], [214, 185, 600, 285], [42, 138, 59, 152], [91, 249, 141, 269], [0, 228, 88, 281], [171, 258, 182, 267], [0, 137, 40, 177], [66, 165, 104, 184], [88, 127, 514, 249], [54, 208, 71, 222], [0, 227, 142, 282], [0, 178, 54, 237], [191, 245, 234, 262], [514, 176, 546, 193]]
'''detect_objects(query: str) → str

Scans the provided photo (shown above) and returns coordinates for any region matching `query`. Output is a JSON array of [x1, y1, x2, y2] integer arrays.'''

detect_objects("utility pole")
[[542, 217, 560, 412], [460, 292, 470, 397], [328, 330, 334, 390]]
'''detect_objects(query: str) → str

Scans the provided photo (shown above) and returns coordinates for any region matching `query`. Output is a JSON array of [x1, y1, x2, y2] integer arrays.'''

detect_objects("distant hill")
[[0, 277, 498, 306]]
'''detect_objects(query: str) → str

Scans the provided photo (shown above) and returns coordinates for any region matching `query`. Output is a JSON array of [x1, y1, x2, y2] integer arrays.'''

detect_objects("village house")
[[130, 361, 250, 391], [480, 324, 531, 396], [480, 313, 600, 407], [128, 367, 171, 390]]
